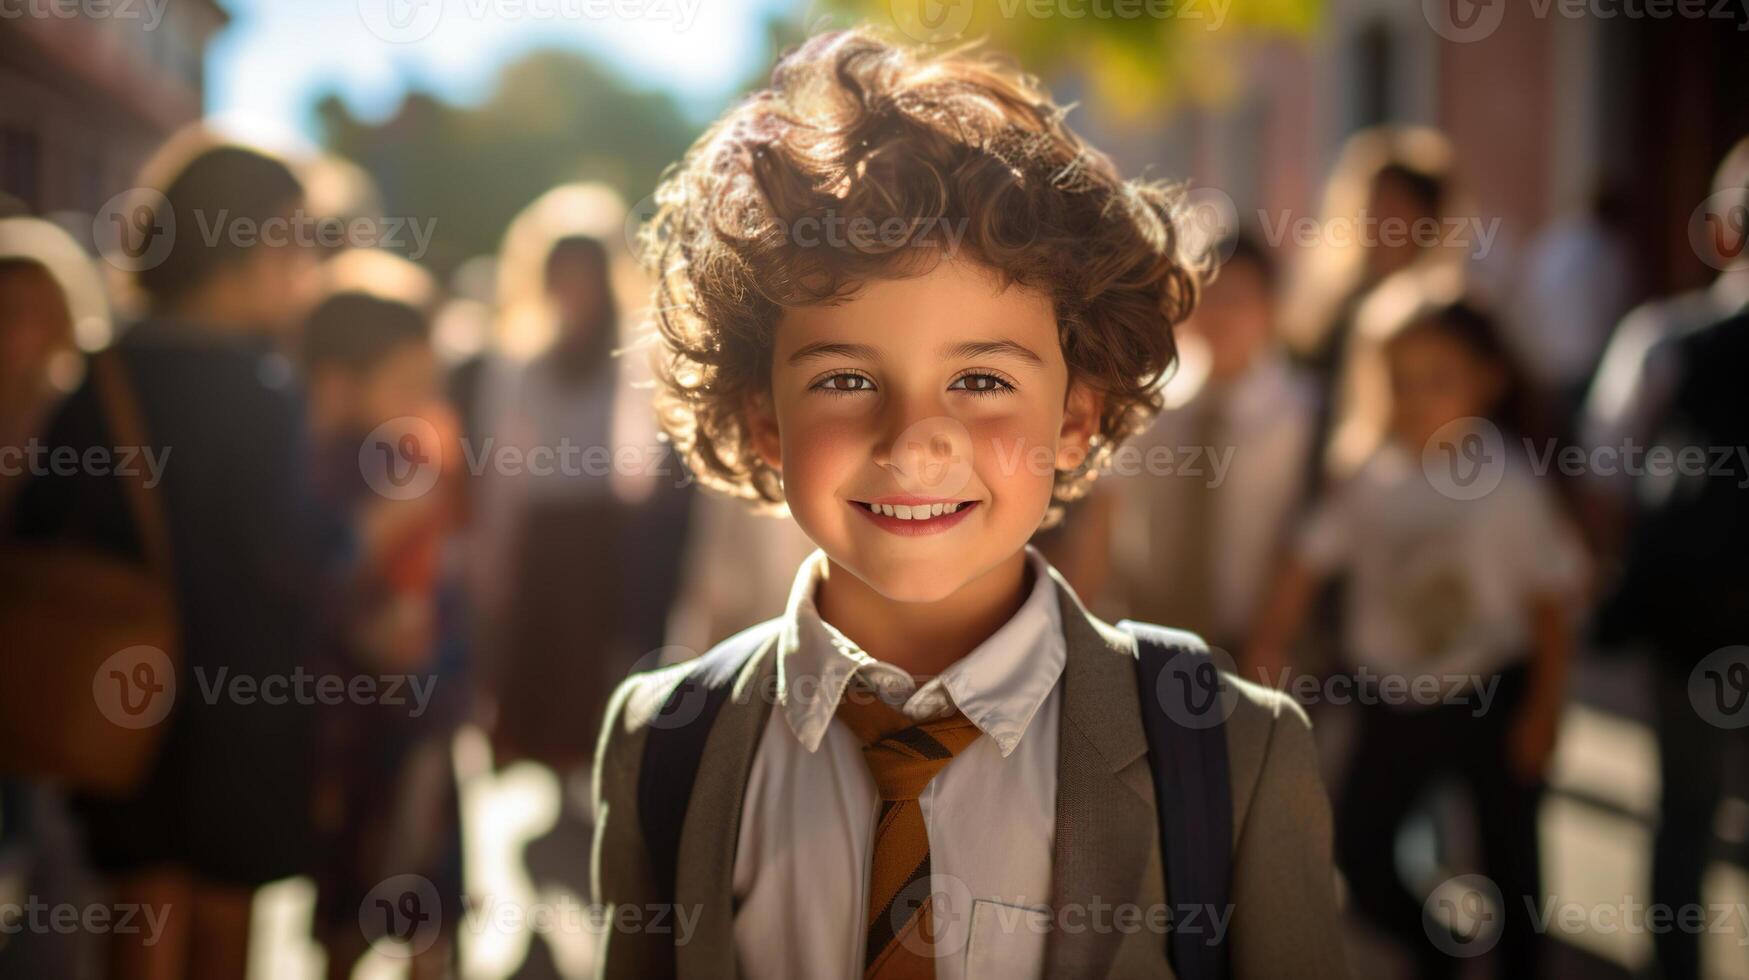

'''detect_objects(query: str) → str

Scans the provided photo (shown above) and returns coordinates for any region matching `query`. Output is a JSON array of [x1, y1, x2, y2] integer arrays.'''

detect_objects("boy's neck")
[[814, 548, 1034, 679]]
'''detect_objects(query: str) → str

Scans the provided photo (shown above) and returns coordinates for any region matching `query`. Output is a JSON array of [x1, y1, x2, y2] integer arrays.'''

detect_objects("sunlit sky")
[[206, 0, 797, 147]]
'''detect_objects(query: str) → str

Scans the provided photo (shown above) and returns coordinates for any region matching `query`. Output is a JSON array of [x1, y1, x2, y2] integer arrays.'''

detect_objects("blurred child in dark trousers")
[[1249, 277, 1586, 978], [300, 272, 467, 979]]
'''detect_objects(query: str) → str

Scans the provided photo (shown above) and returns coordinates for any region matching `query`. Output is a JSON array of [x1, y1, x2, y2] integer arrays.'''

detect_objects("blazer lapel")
[[1043, 570, 1169, 979], [672, 636, 779, 979]]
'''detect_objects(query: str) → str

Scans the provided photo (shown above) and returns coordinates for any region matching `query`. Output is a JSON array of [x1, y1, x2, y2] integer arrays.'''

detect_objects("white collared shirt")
[[731, 546, 1066, 980]]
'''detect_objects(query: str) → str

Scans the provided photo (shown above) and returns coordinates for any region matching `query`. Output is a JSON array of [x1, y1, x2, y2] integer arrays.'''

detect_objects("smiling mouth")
[[847, 498, 982, 535], [852, 500, 974, 520]]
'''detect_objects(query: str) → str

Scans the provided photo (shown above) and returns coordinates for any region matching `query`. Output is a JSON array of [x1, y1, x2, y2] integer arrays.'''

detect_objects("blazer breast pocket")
[[964, 899, 1049, 980]]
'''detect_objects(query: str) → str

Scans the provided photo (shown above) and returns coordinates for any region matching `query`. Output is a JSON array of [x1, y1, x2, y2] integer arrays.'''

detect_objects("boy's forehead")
[[774, 257, 1056, 354]]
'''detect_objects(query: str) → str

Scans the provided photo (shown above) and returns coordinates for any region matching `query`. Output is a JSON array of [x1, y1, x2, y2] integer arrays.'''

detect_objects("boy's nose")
[[871, 406, 975, 500]]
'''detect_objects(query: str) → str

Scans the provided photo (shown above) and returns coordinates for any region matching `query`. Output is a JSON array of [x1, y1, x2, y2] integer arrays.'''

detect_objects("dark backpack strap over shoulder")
[[1119, 619, 1232, 980], [637, 620, 778, 912]]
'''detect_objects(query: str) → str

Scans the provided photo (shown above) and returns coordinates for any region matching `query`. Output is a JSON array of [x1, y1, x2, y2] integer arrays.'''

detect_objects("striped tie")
[[836, 681, 982, 980]]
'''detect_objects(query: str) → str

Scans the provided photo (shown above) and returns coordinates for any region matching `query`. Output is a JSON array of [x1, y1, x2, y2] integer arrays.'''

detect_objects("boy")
[[594, 29, 1348, 979]]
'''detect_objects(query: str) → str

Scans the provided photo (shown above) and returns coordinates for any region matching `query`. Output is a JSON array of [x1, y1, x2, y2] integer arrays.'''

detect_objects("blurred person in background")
[[470, 184, 690, 777], [298, 266, 466, 980], [1283, 127, 1467, 491], [0, 217, 106, 964], [1581, 136, 1749, 980], [0, 220, 93, 471], [1247, 284, 1586, 978], [1053, 232, 1317, 656], [1582, 137, 1749, 559], [6, 131, 341, 979], [1508, 183, 1639, 423], [1, 217, 99, 520]]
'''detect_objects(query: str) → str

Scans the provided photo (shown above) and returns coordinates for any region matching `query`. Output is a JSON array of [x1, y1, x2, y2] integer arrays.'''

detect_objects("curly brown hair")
[[641, 27, 1202, 510]]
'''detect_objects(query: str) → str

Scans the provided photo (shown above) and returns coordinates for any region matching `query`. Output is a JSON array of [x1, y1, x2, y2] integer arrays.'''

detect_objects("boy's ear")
[[744, 388, 783, 473], [1055, 380, 1103, 472]]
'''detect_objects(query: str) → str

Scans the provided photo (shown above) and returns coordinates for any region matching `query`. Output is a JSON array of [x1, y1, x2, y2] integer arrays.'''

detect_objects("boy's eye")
[[948, 372, 1015, 396], [812, 372, 875, 394]]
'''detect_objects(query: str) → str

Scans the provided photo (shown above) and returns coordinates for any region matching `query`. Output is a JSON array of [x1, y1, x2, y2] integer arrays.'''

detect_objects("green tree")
[[315, 48, 697, 275], [824, 0, 1323, 118]]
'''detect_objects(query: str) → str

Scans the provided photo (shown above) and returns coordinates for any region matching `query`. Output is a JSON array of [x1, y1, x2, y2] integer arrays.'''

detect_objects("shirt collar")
[[777, 545, 1065, 757]]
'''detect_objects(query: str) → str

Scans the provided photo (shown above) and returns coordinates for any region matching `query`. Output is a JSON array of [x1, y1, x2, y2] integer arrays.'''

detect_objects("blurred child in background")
[[1072, 233, 1318, 654], [299, 273, 465, 979], [1247, 284, 1585, 978]]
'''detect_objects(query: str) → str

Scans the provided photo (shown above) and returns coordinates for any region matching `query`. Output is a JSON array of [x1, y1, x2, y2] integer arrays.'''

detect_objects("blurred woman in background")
[[471, 185, 691, 778], [7, 130, 342, 980], [1283, 127, 1469, 491]]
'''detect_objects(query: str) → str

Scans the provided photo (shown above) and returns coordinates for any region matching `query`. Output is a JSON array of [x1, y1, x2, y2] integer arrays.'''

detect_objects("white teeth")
[[861, 501, 966, 520]]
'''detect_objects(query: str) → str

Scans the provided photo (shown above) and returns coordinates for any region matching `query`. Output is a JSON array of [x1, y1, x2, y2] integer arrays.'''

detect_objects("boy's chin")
[[836, 553, 983, 606]]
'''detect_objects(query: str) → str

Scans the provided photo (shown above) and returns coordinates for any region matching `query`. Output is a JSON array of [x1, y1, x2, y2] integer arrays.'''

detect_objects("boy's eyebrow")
[[941, 339, 1044, 366], [786, 341, 882, 365], [785, 338, 1044, 366]]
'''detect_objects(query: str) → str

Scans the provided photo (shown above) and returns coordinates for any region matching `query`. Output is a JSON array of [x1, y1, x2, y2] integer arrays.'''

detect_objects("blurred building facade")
[[0, 1, 227, 216], [1083, 0, 1747, 300]]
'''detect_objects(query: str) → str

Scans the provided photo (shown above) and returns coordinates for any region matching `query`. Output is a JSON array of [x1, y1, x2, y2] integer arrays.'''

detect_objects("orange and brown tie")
[[836, 682, 982, 980]]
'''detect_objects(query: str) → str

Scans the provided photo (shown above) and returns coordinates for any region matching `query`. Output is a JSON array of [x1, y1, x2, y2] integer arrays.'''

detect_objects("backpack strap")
[[1119, 619, 1232, 980], [637, 620, 778, 912]]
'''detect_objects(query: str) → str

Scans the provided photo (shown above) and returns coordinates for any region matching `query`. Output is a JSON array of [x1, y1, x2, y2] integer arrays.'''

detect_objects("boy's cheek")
[[970, 418, 1063, 493]]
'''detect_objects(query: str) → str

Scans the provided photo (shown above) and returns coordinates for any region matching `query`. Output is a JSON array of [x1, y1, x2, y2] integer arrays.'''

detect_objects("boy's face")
[[750, 256, 1100, 604]]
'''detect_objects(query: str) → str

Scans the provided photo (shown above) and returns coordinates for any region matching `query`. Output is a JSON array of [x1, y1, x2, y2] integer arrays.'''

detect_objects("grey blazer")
[[591, 563, 1351, 979]]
